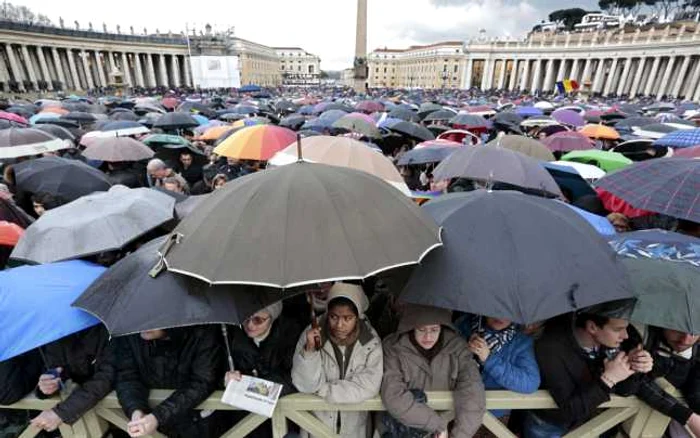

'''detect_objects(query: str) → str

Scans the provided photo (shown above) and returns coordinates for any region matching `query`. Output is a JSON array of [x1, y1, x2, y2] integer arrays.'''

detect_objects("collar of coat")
[[319, 317, 375, 348]]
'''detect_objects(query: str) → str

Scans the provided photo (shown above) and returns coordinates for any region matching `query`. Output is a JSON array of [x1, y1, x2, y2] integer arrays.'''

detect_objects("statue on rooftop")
[[59, 17, 64, 28], [74, 20, 79, 30], [116, 24, 121, 34], [103, 23, 107, 33], [88, 22, 93, 31], [130, 25, 134, 35]]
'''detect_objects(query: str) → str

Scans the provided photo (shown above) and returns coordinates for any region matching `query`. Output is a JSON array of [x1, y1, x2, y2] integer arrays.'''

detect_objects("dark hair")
[[31, 192, 64, 210], [574, 313, 610, 330], [327, 297, 358, 317]]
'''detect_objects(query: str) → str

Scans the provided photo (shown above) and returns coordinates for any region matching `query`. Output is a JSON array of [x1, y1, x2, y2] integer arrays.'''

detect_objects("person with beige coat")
[[292, 283, 383, 438], [380, 304, 486, 438]]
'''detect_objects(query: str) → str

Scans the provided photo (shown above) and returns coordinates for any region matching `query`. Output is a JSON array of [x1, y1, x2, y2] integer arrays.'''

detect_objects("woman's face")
[[486, 317, 512, 331], [414, 324, 441, 350], [213, 178, 226, 190], [328, 304, 358, 341], [33, 202, 45, 217], [243, 310, 272, 338]]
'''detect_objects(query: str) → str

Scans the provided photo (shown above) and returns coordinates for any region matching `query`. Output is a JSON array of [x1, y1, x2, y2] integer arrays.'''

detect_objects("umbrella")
[[154, 162, 442, 287], [0, 193, 34, 228], [520, 116, 559, 128], [433, 146, 563, 197], [152, 113, 199, 130], [96, 120, 150, 137], [614, 116, 655, 130], [673, 146, 700, 158], [109, 111, 139, 122], [142, 134, 191, 148], [610, 230, 700, 334], [397, 146, 458, 166], [196, 125, 235, 141], [81, 137, 155, 162], [386, 121, 435, 141], [73, 236, 300, 336], [0, 260, 105, 361], [177, 102, 217, 119], [388, 108, 420, 122], [565, 203, 616, 237], [543, 162, 597, 202], [0, 221, 23, 246], [486, 135, 555, 161], [594, 158, 700, 223], [612, 139, 669, 162], [0, 111, 28, 125], [175, 194, 208, 219], [213, 125, 297, 161], [279, 115, 306, 130], [267, 136, 410, 195], [34, 124, 77, 142], [192, 114, 209, 126], [231, 117, 270, 129], [449, 113, 489, 129], [515, 106, 544, 117], [319, 109, 349, 124], [355, 101, 384, 113], [11, 186, 175, 264], [551, 109, 585, 127], [62, 112, 98, 124], [0, 127, 71, 159], [541, 131, 594, 152], [632, 123, 692, 140], [332, 115, 381, 138], [423, 110, 457, 123], [414, 139, 462, 149], [551, 160, 606, 180], [13, 156, 112, 202], [654, 128, 700, 148], [399, 190, 632, 324], [239, 84, 262, 93], [561, 150, 633, 172], [579, 124, 621, 140]]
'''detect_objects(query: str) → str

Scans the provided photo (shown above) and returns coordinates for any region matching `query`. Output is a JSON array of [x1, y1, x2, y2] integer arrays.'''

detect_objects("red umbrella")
[[673, 146, 700, 158], [0, 221, 23, 246], [542, 131, 594, 152], [161, 97, 179, 110], [596, 188, 653, 218], [0, 111, 28, 125]]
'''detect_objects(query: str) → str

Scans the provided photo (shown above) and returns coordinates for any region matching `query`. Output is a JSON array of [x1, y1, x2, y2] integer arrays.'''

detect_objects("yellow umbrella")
[[197, 125, 234, 141], [579, 124, 620, 140]]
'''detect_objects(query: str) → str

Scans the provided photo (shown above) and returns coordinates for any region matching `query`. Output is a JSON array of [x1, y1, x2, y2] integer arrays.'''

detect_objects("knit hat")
[[261, 301, 283, 321]]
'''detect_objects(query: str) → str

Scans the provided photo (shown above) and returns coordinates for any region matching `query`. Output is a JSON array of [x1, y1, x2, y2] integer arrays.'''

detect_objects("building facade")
[[275, 47, 320, 86]]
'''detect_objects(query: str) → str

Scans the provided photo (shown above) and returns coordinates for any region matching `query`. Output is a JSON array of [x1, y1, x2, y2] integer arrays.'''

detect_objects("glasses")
[[245, 315, 271, 326]]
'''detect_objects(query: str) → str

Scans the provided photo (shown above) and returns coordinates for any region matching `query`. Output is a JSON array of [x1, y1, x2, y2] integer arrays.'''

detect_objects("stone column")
[[134, 53, 145, 87], [530, 59, 542, 92], [602, 58, 619, 96], [581, 58, 593, 85], [5, 44, 25, 90], [655, 57, 676, 99], [616, 58, 633, 96], [50, 47, 67, 89], [105, 52, 116, 77], [496, 60, 507, 89], [146, 53, 157, 87], [592, 59, 606, 93], [643, 57, 662, 96], [170, 55, 180, 87], [542, 59, 556, 92], [158, 54, 168, 86], [480, 58, 492, 90], [183, 56, 192, 87], [463, 58, 473, 89], [121, 52, 133, 86], [508, 59, 518, 90], [35, 47, 53, 90], [66, 49, 82, 90], [80, 50, 95, 90], [629, 58, 647, 98], [520, 60, 530, 91], [570, 59, 581, 83], [20, 45, 38, 89], [671, 55, 691, 98], [94, 50, 107, 87], [684, 57, 700, 100], [554, 59, 567, 90], [693, 64, 700, 101]]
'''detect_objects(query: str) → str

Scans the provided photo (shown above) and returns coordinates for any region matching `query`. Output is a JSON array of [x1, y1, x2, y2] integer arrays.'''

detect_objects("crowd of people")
[[0, 86, 699, 438]]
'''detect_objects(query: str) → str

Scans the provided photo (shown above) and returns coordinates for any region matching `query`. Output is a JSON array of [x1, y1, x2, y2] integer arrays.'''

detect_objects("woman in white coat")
[[292, 282, 383, 438]]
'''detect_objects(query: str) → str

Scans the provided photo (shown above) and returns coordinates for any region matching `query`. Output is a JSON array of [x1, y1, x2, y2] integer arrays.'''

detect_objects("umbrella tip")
[[296, 133, 303, 162]]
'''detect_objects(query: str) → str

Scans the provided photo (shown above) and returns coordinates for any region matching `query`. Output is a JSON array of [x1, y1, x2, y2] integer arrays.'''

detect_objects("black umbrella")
[[153, 112, 199, 130], [73, 236, 300, 336], [400, 190, 632, 324], [388, 108, 420, 122], [0, 193, 33, 228], [13, 156, 111, 202], [34, 124, 77, 143], [35, 118, 81, 129], [387, 121, 435, 141], [154, 162, 442, 287], [423, 110, 457, 123], [493, 112, 524, 125], [109, 111, 139, 122], [279, 115, 306, 130], [62, 112, 98, 124], [177, 102, 217, 119]]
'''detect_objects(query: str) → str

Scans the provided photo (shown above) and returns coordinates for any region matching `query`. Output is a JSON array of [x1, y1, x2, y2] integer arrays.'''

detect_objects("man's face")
[[590, 318, 630, 349], [663, 329, 699, 353], [180, 154, 193, 166], [328, 304, 358, 341]]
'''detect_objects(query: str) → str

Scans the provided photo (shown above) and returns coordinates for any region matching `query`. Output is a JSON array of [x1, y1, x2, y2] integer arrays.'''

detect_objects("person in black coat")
[[0, 350, 43, 405], [30, 325, 115, 432], [106, 162, 143, 188], [115, 325, 222, 438], [174, 152, 203, 187]]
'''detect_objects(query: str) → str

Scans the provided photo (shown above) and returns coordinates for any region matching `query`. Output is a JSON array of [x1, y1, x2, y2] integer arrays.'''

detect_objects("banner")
[[190, 56, 241, 89]]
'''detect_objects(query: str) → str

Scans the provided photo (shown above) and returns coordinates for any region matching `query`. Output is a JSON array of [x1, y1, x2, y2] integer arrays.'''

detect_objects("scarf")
[[471, 317, 517, 354]]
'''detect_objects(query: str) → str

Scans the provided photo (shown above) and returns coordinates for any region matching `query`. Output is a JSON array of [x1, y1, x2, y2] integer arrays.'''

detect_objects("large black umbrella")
[[154, 162, 442, 287], [34, 124, 77, 143], [13, 156, 111, 202], [423, 110, 457, 123], [73, 236, 300, 336], [400, 191, 632, 324], [152, 112, 199, 130], [177, 102, 217, 119], [0, 193, 33, 228], [387, 121, 435, 141], [62, 112, 98, 124], [388, 108, 420, 122], [595, 158, 700, 223], [0, 128, 70, 159]]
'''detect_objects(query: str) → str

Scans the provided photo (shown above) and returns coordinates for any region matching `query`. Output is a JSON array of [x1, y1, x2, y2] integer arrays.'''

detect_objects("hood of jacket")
[[326, 282, 369, 319], [397, 303, 453, 334]]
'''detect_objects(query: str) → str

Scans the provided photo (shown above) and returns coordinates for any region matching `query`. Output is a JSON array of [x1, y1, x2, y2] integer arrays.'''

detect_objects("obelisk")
[[353, 0, 368, 92]]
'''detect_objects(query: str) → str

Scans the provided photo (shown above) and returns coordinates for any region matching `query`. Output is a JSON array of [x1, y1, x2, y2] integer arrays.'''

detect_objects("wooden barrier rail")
[[0, 386, 684, 438]]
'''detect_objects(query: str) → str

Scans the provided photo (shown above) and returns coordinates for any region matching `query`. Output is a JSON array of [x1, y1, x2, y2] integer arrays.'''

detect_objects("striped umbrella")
[[654, 128, 700, 148], [213, 125, 297, 161], [232, 117, 270, 129], [197, 125, 235, 141]]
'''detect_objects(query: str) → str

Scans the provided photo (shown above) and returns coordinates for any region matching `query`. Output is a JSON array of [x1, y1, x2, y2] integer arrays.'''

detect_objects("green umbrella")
[[141, 134, 192, 148], [561, 150, 632, 172]]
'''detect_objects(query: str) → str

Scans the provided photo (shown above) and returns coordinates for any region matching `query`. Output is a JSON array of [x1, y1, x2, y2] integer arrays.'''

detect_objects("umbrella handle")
[[149, 233, 181, 278], [221, 324, 236, 372]]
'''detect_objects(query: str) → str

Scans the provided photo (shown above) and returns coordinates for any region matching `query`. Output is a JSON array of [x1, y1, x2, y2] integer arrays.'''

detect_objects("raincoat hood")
[[397, 303, 453, 334], [326, 282, 369, 319]]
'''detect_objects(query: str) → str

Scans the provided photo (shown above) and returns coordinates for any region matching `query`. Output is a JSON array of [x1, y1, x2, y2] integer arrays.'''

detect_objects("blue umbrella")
[[191, 114, 209, 126], [30, 113, 60, 125], [543, 162, 596, 202], [609, 229, 700, 265], [239, 84, 261, 93], [398, 146, 458, 166], [298, 105, 315, 115], [0, 260, 106, 361], [516, 106, 544, 118], [319, 109, 348, 124], [654, 128, 700, 148], [563, 202, 616, 237]]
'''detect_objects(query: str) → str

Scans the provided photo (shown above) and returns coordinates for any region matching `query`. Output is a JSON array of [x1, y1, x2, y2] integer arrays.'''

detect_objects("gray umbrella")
[[433, 145, 563, 197], [155, 162, 442, 287], [399, 191, 633, 324], [11, 186, 175, 264], [81, 137, 154, 162]]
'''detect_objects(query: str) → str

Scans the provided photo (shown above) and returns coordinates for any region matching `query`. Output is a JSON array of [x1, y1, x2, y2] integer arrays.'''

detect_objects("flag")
[[556, 81, 566, 94]]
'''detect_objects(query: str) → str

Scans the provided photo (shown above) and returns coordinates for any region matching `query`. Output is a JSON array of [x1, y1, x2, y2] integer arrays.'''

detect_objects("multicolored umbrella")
[[561, 150, 632, 172], [196, 125, 235, 141], [213, 125, 297, 161], [232, 117, 270, 129]]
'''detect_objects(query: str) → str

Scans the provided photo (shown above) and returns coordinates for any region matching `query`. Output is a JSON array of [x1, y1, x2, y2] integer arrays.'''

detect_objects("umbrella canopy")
[[0, 220, 23, 246], [34, 124, 77, 142], [332, 115, 381, 138], [399, 190, 632, 324], [73, 236, 300, 336], [152, 112, 199, 130], [0, 127, 70, 159], [579, 124, 621, 140], [81, 137, 154, 162], [541, 131, 594, 152], [610, 230, 700, 334], [486, 135, 555, 161], [0, 193, 33, 228], [515, 106, 544, 117], [268, 136, 409, 195], [414, 139, 462, 149], [449, 113, 489, 129], [0, 260, 105, 361], [654, 128, 700, 148], [551, 160, 606, 180], [397, 146, 458, 166], [386, 121, 435, 141], [594, 158, 700, 223], [213, 125, 296, 161], [197, 125, 235, 141], [615, 116, 655, 130], [11, 186, 175, 264], [388, 108, 420, 122], [673, 145, 700, 158], [433, 146, 563, 197], [13, 156, 112, 202], [632, 123, 693, 140], [142, 134, 191, 148], [97, 120, 150, 137], [355, 101, 384, 113], [279, 115, 307, 130], [561, 150, 633, 172], [551, 109, 585, 127], [156, 162, 442, 287], [62, 112, 98, 124], [0, 111, 28, 125], [423, 110, 457, 123], [543, 162, 597, 202]]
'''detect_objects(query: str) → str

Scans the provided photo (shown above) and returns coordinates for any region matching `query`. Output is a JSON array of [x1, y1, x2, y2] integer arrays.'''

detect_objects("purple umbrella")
[[542, 131, 594, 152], [516, 106, 544, 118], [552, 109, 585, 127]]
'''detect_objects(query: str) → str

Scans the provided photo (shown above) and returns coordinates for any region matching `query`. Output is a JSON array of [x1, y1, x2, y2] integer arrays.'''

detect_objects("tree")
[[1, 2, 52, 25], [549, 8, 589, 29], [600, 0, 643, 14], [644, 0, 684, 19]]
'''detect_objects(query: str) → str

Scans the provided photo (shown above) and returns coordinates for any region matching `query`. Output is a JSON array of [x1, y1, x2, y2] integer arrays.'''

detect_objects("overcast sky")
[[14, 0, 599, 70]]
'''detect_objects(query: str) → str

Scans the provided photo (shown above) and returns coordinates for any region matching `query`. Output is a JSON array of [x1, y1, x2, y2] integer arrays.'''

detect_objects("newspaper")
[[221, 375, 283, 418]]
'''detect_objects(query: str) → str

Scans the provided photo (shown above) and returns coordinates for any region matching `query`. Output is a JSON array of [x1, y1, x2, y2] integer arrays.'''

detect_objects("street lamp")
[[441, 70, 449, 89]]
